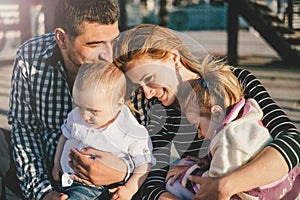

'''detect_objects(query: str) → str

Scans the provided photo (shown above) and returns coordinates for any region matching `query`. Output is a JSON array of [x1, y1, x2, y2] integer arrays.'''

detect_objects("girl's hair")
[[74, 61, 126, 105], [183, 56, 244, 117], [114, 24, 201, 72], [55, 0, 119, 38]]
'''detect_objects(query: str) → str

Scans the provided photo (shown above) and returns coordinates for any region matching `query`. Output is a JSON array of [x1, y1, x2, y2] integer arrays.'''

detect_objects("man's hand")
[[68, 148, 127, 186], [43, 191, 68, 200]]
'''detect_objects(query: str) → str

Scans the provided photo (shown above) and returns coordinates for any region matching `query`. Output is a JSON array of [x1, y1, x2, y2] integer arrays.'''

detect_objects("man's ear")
[[55, 28, 68, 49], [211, 105, 225, 122]]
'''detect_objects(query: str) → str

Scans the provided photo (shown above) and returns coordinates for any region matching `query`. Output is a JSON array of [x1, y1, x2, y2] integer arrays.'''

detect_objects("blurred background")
[[0, 0, 299, 130]]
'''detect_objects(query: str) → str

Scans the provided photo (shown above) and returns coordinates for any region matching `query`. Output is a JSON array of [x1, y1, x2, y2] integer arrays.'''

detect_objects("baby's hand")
[[109, 186, 134, 200], [52, 163, 62, 182]]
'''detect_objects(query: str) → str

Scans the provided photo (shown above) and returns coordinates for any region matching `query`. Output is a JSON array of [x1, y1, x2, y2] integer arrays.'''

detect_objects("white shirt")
[[60, 105, 156, 174]]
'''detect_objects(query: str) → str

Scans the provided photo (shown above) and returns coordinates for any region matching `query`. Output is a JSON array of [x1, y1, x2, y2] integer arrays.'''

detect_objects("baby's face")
[[73, 86, 117, 129]]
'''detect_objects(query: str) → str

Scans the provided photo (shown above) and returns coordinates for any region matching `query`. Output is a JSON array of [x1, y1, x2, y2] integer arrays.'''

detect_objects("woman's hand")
[[165, 165, 189, 186], [68, 148, 127, 186]]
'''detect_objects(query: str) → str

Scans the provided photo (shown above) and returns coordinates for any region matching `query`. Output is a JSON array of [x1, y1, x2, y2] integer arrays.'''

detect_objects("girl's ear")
[[55, 28, 68, 49], [211, 105, 225, 122]]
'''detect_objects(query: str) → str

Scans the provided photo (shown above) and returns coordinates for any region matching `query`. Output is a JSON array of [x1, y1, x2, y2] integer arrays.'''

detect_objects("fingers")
[[69, 174, 93, 186], [60, 193, 69, 200], [110, 188, 119, 200], [187, 175, 202, 184], [111, 193, 119, 200], [185, 155, 200, 162], [165, 168, 182, 186], [108, 187, 118, 193]]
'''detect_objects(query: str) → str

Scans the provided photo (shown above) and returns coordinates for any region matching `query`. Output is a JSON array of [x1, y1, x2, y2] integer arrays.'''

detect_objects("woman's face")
[[125, 56, 181, 106]]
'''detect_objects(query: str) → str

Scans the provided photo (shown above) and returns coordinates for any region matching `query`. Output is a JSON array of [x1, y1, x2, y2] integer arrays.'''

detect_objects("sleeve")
[[138, 104, 204, 200], [232, 68, 300, 170], [120, 155, 135, 182], [129, 131, 156, 167], [130, 87, 157, 126], [137, 104, 175, 200], [61, 109, 76, 139], [7, 50, 53, 199]]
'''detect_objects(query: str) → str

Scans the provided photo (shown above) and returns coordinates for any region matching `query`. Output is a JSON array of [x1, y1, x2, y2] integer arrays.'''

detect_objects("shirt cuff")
[[120, 155, 135, 182]]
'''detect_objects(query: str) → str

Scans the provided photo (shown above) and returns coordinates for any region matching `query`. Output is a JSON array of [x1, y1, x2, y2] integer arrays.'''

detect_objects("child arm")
[[110, 163, 150, 200], [52, 134, 67, 181]]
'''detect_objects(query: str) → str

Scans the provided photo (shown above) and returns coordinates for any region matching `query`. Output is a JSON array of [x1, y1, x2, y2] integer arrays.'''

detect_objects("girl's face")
[[185, 102, 219, 140], [125, 56, 181, 106], [73, 86, 118, 129], [185, 104, 211, 139]]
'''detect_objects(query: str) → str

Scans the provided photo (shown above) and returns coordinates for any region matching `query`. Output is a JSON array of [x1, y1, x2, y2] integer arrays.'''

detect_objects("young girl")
[[165, 56, 300, 200], [52, 60, 155, 200]]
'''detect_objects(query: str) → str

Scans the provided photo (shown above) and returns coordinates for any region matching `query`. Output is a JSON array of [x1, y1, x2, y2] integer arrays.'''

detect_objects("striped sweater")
[[130, 67, 300, 200]]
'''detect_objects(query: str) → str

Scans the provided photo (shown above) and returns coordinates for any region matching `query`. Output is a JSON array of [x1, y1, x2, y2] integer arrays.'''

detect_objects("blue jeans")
[[58, 181, 111, 200]]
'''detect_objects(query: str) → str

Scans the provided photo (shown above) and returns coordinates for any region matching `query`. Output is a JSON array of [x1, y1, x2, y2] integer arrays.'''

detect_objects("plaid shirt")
[[7, 32, 134, 199]]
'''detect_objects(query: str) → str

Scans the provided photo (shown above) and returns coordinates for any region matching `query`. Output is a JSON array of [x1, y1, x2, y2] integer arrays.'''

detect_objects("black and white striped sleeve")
[[232, 68, 300, 170]]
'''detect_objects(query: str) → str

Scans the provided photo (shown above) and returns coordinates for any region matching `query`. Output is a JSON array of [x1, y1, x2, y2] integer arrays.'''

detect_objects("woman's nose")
[[142, 85, 155, 99]]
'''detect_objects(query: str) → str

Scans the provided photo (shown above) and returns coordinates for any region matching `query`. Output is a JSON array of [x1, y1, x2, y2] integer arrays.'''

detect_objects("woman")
[[114, 24, 300, 200]]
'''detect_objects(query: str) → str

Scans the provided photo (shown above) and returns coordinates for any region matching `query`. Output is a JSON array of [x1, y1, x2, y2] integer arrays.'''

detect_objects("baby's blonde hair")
[[184, 56, 244, 117], [74, 61, 126, 106]]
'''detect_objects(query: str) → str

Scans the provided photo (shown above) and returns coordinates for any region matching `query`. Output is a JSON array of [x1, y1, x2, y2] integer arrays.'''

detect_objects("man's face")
[[65, 21, 119, 68]]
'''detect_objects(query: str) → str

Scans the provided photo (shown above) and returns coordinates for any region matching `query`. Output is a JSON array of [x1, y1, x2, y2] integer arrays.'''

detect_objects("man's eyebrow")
[[85, 34, 120, 45], [85, 41, 104, 45]]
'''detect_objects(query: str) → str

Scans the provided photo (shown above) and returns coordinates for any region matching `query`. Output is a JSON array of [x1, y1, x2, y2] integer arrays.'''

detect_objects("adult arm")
[[8, 50, 55, 199], [136, 102, 203, 200], [189, 68, 300, 200], [233, 68, 299, 169]]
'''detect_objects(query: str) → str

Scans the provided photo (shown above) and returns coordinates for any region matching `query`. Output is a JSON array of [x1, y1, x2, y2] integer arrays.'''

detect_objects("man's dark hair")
[[55, 0, 119, 38]]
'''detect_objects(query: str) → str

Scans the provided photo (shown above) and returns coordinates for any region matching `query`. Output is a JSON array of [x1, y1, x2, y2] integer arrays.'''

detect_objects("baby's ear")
[[113, 98, 124, 113], [211, 105, 225, 122]]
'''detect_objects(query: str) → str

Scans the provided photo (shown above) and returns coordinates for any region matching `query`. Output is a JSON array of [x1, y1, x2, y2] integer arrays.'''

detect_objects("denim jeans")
[[58, 181, 112, 200]]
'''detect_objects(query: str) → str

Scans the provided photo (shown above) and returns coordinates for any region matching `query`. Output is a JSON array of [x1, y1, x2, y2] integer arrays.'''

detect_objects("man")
[[6, 1, 133, 199]]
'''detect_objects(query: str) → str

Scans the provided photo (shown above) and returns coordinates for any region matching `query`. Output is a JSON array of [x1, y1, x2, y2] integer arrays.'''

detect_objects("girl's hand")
[[165, 165, 189, 186]]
